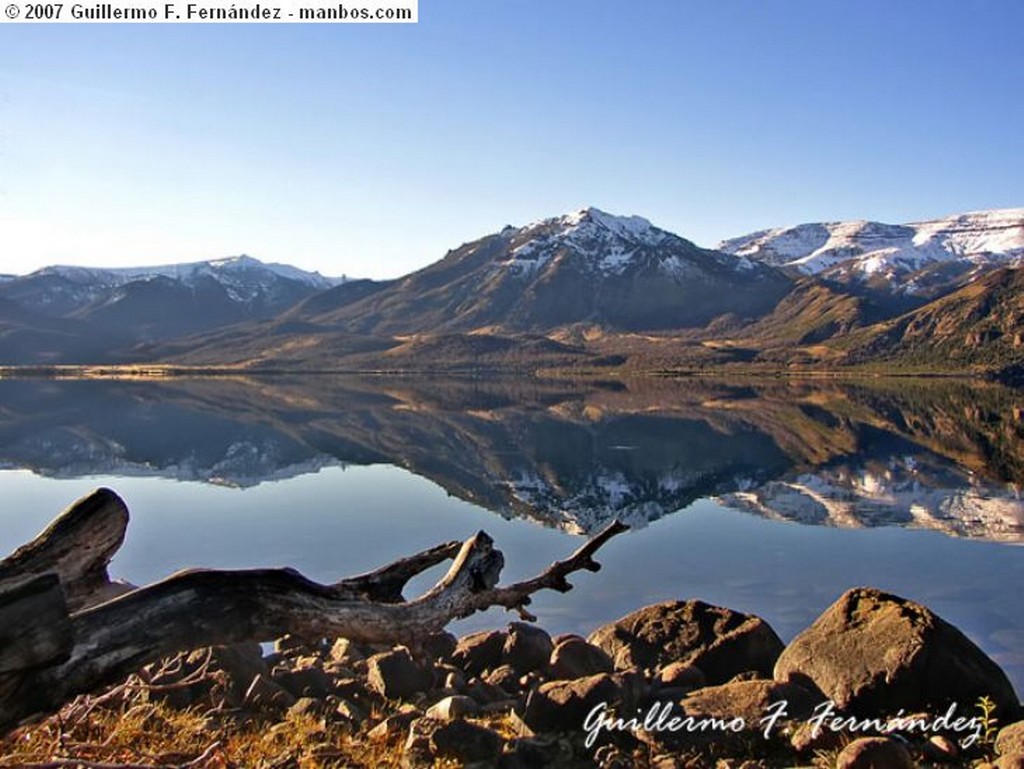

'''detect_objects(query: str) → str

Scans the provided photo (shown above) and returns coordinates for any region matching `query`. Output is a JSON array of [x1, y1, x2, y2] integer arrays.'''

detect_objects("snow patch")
[[718, 208, 1024, 287]]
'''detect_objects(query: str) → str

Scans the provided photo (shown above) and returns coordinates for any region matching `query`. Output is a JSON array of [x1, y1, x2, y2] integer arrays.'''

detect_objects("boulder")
[[835, 736, 915, 769], [451, 630, 508, 678], [272, 662, 333, 699], [404, 716, 503, 767], [790, 719, 844, 756], [655, 661, 706, 692], [548, 635, 614, 679], [922, 734, 959, 763], [484, 663, 522, 694], [588, 600, 784, 683], [680, 679, 822, 724], [504, 622, 554, 674], [999, 721, 1024, 756], [631, 679, 821, 755], [421, 631, 457, 663], [465, 677, 512, 706], [521, 672, 641, 734], [774, 587, 1020, 718], [366, 646, 432, 701], [429, 718, 504, 762]]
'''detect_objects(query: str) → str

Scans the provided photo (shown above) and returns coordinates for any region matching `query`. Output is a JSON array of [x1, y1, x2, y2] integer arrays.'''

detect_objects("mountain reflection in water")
[[0, 375, 1020, 541]]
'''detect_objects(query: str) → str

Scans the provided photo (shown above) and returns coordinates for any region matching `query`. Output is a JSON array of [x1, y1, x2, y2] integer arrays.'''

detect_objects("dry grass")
[[0, 692, 407, 769]]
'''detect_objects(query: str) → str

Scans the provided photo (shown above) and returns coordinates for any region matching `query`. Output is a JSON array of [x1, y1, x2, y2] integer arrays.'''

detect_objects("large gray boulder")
[[775, 587, 1020, 718], [588, 600, 784, 682]]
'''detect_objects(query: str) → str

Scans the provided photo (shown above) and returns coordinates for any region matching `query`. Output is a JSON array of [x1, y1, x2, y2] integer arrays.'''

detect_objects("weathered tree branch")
[[0, 488, 128, 612], [0, 489, 627, 734]]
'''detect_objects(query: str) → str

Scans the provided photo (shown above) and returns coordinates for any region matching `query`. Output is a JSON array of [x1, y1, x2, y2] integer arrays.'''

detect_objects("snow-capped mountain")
[[291, 206, 791, 335], [503, 207, 758, 279], [718, 208, 1024, 294], [0, 255, 347, 360], [3, 255, 342, 317]]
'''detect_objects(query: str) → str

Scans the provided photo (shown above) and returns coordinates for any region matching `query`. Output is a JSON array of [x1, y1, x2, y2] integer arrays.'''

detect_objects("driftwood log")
[[0, 488, 626, 734]]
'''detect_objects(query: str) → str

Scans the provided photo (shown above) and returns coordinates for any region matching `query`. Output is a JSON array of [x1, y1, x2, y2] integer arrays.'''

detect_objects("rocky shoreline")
[[6, 586, 1022, 768]]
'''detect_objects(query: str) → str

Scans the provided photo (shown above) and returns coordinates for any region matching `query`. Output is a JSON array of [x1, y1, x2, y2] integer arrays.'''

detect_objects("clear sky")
[[2, 0, 1023, 279]]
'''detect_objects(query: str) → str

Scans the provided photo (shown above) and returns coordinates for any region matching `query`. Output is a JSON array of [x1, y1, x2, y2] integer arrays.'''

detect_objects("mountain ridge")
[[2, 207, 1022, 374], [718, 208, 1024, 299]]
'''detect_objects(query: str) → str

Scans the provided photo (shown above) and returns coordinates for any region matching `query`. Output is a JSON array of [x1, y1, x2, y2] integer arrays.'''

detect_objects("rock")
[[272, 663, 333, 699], [287, 696, 326, 719], [243, 673, 296, 711], [835, 736, 915, 769], [442, 668, 466, 693], [655, 661, 706, 692], [329, 637, 366, 665], [403, 716, 441, 768], [403, 716, 503, 767], [680, 679, 822, 724], [774, 587, 1020, 718], [429, 718, 504, 763], [421, 631, 457, 663], [588, 600, 784, 683], [995, 756, 1024, 769], [367, 710, 419, 742], [334, 698, 368, 725], [332, 676, 373, 704], [634, 679, 821, 754], [425, 694, 480, 720], [504, 622, 554, 674], [484, 664, 522, 694], [548, 635, 614, 679], [790, 719, 844, 756], [923, 734, 959, 762], [522, 672, 640, 734], [451, 630, 508, 678], [999, 721, 1024, 756], [366, 646, 432, 701], [465, 678, 511, 705]]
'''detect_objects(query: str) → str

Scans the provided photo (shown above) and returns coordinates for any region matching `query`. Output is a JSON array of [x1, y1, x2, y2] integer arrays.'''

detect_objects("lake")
[[1, 375, 1022, 692]]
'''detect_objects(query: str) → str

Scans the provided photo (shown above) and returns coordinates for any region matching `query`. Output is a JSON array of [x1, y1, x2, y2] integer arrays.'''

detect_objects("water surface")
[[1, 375, 1021, 690]]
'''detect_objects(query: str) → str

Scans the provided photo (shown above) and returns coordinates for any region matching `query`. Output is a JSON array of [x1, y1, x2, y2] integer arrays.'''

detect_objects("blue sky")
[[2, 0, 1023, 279]]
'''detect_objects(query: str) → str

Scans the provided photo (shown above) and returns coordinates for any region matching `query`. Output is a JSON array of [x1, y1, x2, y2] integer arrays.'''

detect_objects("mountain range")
[[2, 207, 1022, 375]]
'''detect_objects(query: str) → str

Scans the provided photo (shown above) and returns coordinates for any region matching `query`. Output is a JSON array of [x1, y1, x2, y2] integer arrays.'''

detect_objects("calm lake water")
[[1, 375, 1022, 692]]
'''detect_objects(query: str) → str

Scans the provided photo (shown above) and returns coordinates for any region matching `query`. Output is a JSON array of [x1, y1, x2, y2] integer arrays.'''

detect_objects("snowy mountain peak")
[[32, 255, 343, 292], [499, 207, 700, 279], [519, 207, 669, 247], [718, 208, 1024, 290]]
